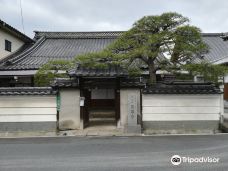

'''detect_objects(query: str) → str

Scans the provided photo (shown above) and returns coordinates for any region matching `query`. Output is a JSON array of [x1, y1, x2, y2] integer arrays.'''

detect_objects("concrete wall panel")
[[143, 95, 220, 107], [0, 95, 57, 131], [142, 94, 222, 133], [0, 96, 56, 108], [59, 89, 80, 130]]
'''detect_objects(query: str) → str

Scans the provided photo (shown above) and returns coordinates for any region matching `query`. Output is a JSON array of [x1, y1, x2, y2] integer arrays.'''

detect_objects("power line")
[[19, 0, 25, 34]]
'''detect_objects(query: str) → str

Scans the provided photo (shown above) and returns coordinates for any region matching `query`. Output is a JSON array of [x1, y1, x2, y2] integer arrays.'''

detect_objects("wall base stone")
[[124, 125, 141, 134], [143, 121, 220, 134], [0, 122, 56, 132]]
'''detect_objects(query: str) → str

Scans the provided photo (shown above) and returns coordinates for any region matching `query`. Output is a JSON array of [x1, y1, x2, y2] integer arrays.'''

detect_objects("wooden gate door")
[[81, 89, 91, 128], [115, 90, 120, 122]]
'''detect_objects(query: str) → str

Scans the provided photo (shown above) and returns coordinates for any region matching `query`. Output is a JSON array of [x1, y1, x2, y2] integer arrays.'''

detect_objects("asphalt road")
[[0, 135, 228, 171]]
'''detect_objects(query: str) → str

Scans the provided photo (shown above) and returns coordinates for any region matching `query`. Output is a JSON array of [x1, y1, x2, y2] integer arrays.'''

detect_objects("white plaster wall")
[[59, 89, 80, 130], [0, 96, 57, 122], [0, 29, 25, 60], [142, 94, 222, 122], [224, 74, 228, 83]]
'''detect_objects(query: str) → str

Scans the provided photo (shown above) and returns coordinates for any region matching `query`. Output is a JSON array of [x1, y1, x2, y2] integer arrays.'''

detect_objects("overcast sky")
[[1, 0, 228, 38]]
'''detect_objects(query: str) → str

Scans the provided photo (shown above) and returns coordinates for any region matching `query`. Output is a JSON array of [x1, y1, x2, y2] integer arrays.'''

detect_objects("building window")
[[5, 40, 12, 52]]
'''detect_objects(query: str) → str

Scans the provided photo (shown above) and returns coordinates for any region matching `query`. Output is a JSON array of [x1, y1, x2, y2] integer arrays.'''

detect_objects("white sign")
[[80, 97, 85, 107]]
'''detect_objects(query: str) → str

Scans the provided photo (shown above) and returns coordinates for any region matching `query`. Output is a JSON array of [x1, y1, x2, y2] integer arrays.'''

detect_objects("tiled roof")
[[0, 19, 33, 43], [0, 87, 56, 96], [0, 32, 120, 70], [51, 78, 79, 88], [51, 77, 145, 88], [0, 43, 33, 64], [195, 33, 228, 64], [143, 82, 222, 94], [1, 31, 228, 71], [120, 77, 146, 88], [68, 65, 128, 77]]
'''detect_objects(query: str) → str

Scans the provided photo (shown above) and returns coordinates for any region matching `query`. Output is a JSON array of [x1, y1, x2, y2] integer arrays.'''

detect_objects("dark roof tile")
[[143, 82, 222, 94], [51, 78, 79, 88], [0, 87, 56, 96], [195, 33, 228, 64], [0, 32, 118, 70], [69, 65, 128, 77], [34, 31, 123, 39], [120, 77, 145, 88]]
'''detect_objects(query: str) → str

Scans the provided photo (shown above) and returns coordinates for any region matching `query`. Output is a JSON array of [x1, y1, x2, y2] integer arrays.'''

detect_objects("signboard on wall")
[[80, 97, 85, 107], [128, 94, 138, 126]]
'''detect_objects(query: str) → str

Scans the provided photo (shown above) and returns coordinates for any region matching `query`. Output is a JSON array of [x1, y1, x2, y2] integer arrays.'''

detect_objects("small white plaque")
[[80, 97, 85, 106]]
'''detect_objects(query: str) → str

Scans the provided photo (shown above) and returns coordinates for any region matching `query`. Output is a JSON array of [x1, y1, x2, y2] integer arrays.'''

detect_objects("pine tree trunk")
[[148, 58, 157, 85]]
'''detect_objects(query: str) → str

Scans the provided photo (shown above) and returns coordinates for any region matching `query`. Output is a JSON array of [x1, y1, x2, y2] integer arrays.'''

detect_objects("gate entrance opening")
[[80, 78, 120, 129], [90, 88, 116, 127]]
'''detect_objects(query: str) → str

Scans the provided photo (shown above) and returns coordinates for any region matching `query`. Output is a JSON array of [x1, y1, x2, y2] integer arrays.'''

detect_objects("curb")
[[1, 132, 228, 139]]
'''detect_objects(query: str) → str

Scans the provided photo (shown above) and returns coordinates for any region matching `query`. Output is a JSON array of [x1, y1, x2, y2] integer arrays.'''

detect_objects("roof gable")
[[0, 19, 33, 43]]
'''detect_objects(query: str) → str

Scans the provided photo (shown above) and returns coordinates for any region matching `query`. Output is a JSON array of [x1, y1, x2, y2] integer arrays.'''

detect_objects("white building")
[[0, 19, 33, 60]]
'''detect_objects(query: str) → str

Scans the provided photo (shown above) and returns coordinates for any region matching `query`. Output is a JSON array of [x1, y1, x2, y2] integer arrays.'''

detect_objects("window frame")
[[5, 39, 12, 52]]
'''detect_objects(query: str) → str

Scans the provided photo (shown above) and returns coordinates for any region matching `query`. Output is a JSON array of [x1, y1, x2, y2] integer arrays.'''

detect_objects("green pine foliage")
[[35, 12, 226, 86], [34, 60, 74, 86], [75, 51, 112, 69], [75, 12, 208, 84], [184, 62, 228, 84]]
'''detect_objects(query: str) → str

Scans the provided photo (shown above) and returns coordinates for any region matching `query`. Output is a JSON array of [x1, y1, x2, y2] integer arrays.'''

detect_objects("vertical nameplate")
[[128, 94, 137, 126], [56, 93, 61, 112]]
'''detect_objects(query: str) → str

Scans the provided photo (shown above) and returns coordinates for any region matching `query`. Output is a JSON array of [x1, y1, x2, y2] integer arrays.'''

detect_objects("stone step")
[[90, 114, 115, 118], [89, 118, 116, 127], [89, 118, 116, 122], [89, 110, 115, 118], [90, 110, 115, 115]]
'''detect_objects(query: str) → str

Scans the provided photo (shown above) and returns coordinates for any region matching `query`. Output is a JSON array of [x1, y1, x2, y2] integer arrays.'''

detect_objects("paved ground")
[[0, 135, 228, 171]]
